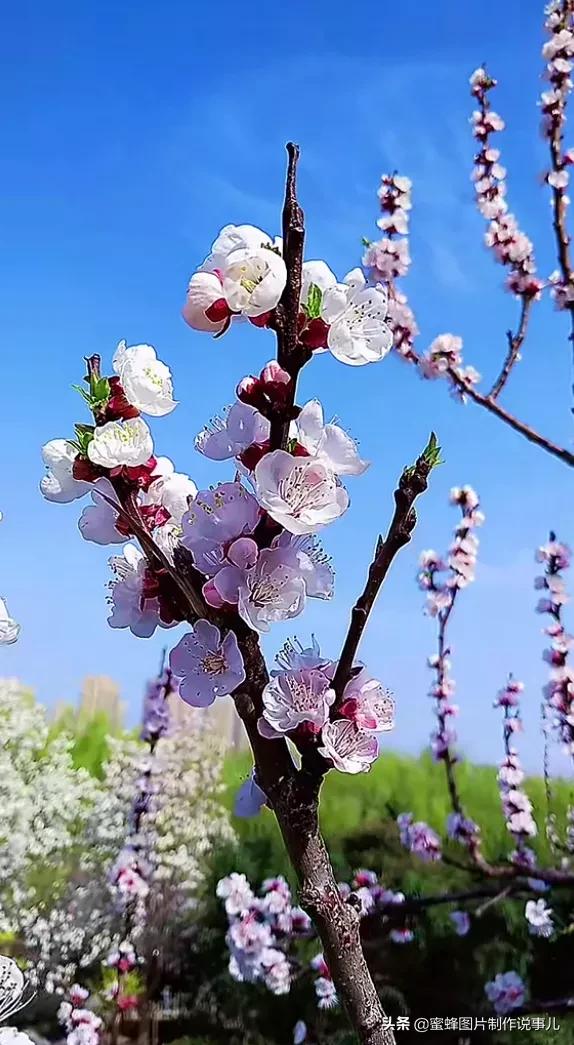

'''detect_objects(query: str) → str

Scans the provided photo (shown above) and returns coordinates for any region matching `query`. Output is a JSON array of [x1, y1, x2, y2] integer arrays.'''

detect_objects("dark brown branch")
[[270, 143, 311, 449], [488, 295, 534, 399], [331, 438, 437, 702], [435, 359, 574, 467], [375, 884, 526, 915], [230, 148, 395, 1045]]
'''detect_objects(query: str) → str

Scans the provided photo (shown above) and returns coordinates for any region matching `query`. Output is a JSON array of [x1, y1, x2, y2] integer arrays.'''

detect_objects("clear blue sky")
[[1, 0, 572, 771]]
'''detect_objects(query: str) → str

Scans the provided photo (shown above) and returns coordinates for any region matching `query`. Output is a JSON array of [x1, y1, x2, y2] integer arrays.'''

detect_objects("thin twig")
[[488, 295, 534, 399], [413, 354, 574, 467], [331, 436, 438, 703]]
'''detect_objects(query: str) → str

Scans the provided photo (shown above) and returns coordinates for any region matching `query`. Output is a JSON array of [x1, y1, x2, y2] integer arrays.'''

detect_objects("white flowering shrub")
[[0, 680, 96, 941], [0, 676, 233, 999]]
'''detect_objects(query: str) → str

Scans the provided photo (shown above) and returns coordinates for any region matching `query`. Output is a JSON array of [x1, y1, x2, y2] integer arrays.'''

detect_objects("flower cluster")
[[0, 681, 99, 980], [495, 677, 538, 845], [183, 225, 393, 367], [217, 873, 310, 997], [396, 813, 442, 862], [57, 985, 103, 1045], [418, 334, 481, 396], [254, 638, 394, 774], [218, 867, 422, 1016], [18, 677, 233, 993], [542, 2, 574, 307], [446, 811, 481, 848], [535, 534, 573, 752], [310, 953, 338, 1010], [362, 174, 418, 357], [470, 67, 540, 298], [417, 487, 484, 764], [179, 478, 335, 633], [41, 343, 198, 638], [484, 971, 526, 1015]]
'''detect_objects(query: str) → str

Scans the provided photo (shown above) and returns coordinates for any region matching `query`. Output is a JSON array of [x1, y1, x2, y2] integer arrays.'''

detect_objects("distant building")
[[78, 675, 125, 729], [55, 673, 248, 752], [168, 690, 249, 750]]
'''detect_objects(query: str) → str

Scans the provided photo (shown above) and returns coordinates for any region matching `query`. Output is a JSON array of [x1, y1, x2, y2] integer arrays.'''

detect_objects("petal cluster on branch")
[[535, 534, 573, 752], [470, 66, 540, 299]]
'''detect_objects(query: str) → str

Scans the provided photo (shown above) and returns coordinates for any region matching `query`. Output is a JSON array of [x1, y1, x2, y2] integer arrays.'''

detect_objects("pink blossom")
[[318, 719, 379, 774], [258, 668, 335, 737], [485, 971, 526, 1015]]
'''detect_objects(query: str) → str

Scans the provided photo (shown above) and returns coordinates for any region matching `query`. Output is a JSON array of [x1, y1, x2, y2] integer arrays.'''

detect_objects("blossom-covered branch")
[[40, 140, 430, 1045], [469, 66, 541, 397], [536, 534, 573, 756], [360, 2, 574, 467], [416, 485, 484, 837], [543, 0, 574, 351]]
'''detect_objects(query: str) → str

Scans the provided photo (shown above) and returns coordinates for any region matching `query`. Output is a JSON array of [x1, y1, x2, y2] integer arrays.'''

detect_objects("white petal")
[[87, 418, 153, 469], [182, 272, 228, 333]]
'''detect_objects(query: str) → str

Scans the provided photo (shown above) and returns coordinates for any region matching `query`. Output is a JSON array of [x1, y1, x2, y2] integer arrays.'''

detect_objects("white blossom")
[[292, 400, 368, 476], [318, 720, 379, 774], [40, 440, 92, 503], [112, 341, 177, 416], [0, 599, 20, 645], [88, 418, 153, 469], [259, 669, 335, 737], [322, 270, 392, 366], [220, 246, 287, 318]]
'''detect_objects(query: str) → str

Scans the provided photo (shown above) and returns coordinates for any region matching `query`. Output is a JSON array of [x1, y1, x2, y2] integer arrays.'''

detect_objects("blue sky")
[[1, 0, 572, 771]]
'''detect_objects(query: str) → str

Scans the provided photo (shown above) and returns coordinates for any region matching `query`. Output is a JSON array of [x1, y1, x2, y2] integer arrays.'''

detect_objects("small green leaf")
[[306, 282, 323, 320], [72, 383, 92, 405], [74, 423, 94, 456], [74, 376, 110, 413], [422, 431, 444, 468], [361, 236, 372, 247]]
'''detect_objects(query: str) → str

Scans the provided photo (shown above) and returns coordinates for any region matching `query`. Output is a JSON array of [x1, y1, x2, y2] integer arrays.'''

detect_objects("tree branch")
[[331, 435, 439, 702], [271, 142, 311, 449], [230, 145, 396, 1045], [416, 354, 574, 467], [488, 295, 534, 399]]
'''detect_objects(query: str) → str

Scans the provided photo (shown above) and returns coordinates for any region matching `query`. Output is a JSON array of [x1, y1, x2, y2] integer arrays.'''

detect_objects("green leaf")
[[72, 383, 92, 405], [74, 376, 110, 413], [306, 282, 323, 320], [74, 423, 94, 456], [91, 375, 110, 404], [422, 430, 444, 468]]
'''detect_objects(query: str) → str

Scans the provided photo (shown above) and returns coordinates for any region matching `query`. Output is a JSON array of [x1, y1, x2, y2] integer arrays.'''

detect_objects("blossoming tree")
[[40, 141, 442, 1044], [38, 2, 574, 1040]]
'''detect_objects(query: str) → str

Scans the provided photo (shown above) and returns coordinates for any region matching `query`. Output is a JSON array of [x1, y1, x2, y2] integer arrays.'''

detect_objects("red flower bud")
[[205, 298, 231, 323], [106, 377, 140, 421], [72, 457, 104, 483], [238, 440, 271, 471], [300, 317, 329, 350], [249, 311, 273, 328]]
